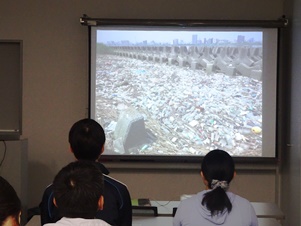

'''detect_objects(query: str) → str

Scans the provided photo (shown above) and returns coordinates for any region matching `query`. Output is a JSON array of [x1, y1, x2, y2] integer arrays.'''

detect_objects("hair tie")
[[211, 179, 229, 191]]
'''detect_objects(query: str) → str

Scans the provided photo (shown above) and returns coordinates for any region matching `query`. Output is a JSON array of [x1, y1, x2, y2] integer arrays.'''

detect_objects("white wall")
[[0, 0, 284, 208]]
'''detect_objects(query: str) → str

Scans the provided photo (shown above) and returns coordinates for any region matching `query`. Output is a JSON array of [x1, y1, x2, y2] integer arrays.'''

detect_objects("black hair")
[[68, 118, 106, 161], [201, 149, 235, 216], [53, 160, 104, 219], [0, 176, 21, 226]]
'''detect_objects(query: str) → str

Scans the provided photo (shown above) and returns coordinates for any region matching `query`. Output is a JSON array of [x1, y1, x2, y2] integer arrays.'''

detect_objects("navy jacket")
[[39, 163, 132, 226]]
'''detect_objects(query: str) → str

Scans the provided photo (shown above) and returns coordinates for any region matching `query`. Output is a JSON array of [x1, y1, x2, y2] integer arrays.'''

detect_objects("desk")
[[150, 201, 178, 216], [149, 201, 285, 220], [252, 202, 285, 219], [133, 216, 281, 226], [133, 216, 172, 226], [27, 215, 282, 226], [257, 218, 282, 226]]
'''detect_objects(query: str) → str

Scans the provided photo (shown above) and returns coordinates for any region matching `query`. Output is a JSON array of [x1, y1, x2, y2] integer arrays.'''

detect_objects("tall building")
[[237, 35, 245, 43], [192, 34, 198, 44]]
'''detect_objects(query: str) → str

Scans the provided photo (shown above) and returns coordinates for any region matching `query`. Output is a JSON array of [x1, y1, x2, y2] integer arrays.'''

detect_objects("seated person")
[[44, 160, 110, 226], [0, 176, 21, 226], [173, 149, 258, 226], [40, 118, 132, 226]]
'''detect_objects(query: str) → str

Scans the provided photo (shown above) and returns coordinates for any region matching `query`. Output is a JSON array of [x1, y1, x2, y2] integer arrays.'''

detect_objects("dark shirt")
[[39, 162, 132, 226]]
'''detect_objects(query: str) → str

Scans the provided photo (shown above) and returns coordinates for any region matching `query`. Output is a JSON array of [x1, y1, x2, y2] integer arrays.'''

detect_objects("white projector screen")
[[89, 21, 278, 161]]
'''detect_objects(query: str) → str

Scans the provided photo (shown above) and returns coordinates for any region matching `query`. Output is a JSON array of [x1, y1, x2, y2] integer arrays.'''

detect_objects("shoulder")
[[228, 192, 254, 210], [103, 174, 131, 208], [175, 193, 202, 220], [227, 192, 258, 224], [96, 162, 110, 175], [104, 174, 129, 190], [44, 183, 53, 192], [229, 192, 251, 204], [41, 183, 54, 200], [178, 193, 199, 207]]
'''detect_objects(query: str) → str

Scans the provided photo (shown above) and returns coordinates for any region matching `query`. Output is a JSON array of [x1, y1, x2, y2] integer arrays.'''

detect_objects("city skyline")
[[97, 29, 263, 45]]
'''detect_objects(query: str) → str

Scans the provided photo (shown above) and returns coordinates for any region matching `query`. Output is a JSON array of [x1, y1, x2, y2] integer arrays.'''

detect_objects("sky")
[[96, 28, 263, 44]]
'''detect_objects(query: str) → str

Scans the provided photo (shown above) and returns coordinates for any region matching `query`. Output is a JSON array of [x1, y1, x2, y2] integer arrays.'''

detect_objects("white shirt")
[[44, 217, 111, 226]]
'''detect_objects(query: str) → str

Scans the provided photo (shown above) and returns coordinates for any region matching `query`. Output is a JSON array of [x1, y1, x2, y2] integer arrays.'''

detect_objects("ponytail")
[[201, 149, 235, 216], [202, 181, 232, 216]]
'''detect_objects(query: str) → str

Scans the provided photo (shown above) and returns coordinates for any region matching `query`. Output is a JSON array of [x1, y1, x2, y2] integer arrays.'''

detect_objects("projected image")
[[92, 29, 263, 157]]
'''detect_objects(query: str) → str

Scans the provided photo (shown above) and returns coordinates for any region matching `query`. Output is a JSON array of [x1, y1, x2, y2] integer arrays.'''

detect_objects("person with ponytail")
[[173, 149, 258, 226]]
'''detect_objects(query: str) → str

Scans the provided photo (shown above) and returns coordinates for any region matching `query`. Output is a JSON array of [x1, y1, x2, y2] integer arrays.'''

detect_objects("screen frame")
[[86, 18, 285, 163], [0, 40, 23, 141]]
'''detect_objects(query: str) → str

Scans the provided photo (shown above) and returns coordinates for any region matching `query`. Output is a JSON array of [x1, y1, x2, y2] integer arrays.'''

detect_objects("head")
[[200, 149, 235, 216], [53, 161, 104, 219], [68, 118, 106, 161], [0, 177, 21, 226], [201, 149, 235, 189]]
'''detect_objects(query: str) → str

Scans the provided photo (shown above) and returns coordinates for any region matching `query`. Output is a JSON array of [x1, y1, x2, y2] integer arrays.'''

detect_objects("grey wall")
[[0, 0, 285, 213], [280, 0, 301, 225]]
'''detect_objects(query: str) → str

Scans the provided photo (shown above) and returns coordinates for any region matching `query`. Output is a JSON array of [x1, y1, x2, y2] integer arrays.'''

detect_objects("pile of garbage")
[[95, 55, 262, 157]]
